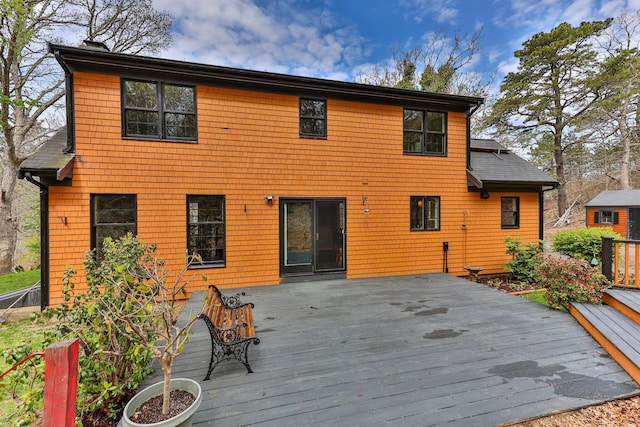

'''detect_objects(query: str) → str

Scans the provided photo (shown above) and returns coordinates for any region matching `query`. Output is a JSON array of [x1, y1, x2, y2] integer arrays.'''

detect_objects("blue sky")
[[152, 0, 640, 93]]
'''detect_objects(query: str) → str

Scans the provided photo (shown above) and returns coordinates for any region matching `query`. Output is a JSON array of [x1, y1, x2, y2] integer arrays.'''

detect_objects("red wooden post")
[[43, 339, 79, 427]]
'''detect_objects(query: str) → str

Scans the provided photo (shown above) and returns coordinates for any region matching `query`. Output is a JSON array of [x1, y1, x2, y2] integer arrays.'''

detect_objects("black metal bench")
[[198, 285, 260, 380]]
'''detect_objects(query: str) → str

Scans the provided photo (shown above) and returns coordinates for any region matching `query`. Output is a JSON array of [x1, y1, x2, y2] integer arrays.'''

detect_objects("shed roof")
[[585, 190, 640, 208], [467, 139, 558, 190]]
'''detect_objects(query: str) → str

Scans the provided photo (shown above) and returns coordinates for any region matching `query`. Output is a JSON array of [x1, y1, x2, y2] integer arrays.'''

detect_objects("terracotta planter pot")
[[119, 378, 202, 427]]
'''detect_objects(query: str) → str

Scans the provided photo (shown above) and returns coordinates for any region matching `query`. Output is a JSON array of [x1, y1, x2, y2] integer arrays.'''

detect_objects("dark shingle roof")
[[585, 190, 640, 207], [468, 139, 558, 189], [18, 127, 74, 181]]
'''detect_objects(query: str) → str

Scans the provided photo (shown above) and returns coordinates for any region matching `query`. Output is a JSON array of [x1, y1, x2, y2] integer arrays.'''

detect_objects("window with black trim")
[[187, 195, 226, 266], [300, 98, 327, 137], [595, 210, 618, 225], [123, 79, 196, 141], [411, 196, 440, 231], [403, 109, 447, 155], [501, 197, 519, 228], [91, 194, 137, 260]]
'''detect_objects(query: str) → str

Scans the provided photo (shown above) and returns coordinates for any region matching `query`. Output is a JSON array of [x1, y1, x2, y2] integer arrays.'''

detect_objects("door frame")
[[279, 197, 346, 277]]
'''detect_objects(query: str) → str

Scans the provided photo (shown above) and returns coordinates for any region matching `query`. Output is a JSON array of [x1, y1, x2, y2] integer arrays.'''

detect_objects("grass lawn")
[[0, 316, 50, 424], [521, 289, 553, 308], [0, 269, 40, 294]]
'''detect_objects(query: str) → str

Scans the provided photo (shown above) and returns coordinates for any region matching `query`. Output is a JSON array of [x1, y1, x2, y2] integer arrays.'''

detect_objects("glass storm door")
[[281, 199, 345, 275], [283, 201, 313, 274]]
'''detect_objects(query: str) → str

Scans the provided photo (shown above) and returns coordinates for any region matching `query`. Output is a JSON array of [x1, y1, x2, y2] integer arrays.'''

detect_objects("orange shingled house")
[[19, 42, 558, 308]]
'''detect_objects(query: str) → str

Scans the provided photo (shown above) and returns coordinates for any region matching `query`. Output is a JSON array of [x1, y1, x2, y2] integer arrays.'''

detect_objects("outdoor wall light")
[[264, 195, 275, 205], [480, 190, 490, 199]]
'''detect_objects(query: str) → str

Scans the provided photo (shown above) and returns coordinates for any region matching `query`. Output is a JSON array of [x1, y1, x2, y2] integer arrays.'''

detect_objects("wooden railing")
[[602, 236, 640, 287]]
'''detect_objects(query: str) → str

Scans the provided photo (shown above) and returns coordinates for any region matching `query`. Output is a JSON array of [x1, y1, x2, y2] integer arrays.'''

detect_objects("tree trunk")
[[554, 131, 567, 217], [0, 162, 19, 273], [619, 101, 632, 190]]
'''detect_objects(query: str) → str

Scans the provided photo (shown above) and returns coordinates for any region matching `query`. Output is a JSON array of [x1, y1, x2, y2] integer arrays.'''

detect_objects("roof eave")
[[49, 43, 483, 112]]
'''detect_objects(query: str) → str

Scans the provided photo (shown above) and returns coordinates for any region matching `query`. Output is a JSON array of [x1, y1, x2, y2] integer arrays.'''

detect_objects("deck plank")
[[141, 274, 640, 426]]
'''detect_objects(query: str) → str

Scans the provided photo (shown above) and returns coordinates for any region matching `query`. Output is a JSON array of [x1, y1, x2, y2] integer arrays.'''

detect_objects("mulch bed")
[[127, 390, 195, 424]]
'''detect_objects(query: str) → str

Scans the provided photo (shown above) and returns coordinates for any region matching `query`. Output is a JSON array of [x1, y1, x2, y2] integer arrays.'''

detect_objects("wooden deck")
[[142, 274, 640, 426]]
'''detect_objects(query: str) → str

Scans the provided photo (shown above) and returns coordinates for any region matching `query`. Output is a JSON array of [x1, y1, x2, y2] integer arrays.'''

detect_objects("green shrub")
[[504, 236, 543, 283], [532, 253, 611, 311], [551, 227, 623, 264], [44, 234, 157, 423]]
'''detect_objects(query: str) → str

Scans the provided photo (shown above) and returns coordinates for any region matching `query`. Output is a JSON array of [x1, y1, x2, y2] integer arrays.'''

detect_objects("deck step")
[[603, 288, 640, 326], [570, 302, 640, 384]]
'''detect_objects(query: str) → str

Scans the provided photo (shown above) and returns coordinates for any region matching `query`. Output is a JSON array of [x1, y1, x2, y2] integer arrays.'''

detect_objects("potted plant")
[[85, 235, 205, 427]]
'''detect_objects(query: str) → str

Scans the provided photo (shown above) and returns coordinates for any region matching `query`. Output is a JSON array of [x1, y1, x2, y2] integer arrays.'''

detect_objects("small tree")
[[87, 235, 206, 418], [504, 236, 543, 283], [48, 234, 205, 421]]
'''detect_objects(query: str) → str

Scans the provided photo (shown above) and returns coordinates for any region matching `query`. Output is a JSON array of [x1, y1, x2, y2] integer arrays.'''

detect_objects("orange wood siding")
[[46, 71, 542, 304], [586, 208, 628, 237]]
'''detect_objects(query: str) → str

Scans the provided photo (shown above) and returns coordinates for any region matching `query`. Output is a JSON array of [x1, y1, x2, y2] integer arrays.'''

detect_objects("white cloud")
[[399, 0, 459, 24], [497, 58, 519, 76], [151, 0, 366, 79], [561, 0, 596, 24]]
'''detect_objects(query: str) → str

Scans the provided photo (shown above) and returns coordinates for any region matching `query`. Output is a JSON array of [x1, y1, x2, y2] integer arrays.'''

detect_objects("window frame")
[[187, 195, 226, 268], [122, 78, 197, 142], [403, 109, 447, 156], [410, 196, 441, 231], [299, 98, 327, 138], [90, 194, 137, 260], [501, 197, 520, 229], [595, 209, 617, 225]]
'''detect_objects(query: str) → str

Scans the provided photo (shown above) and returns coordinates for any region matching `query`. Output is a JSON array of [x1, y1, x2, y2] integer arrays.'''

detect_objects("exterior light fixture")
[[480, 190, 490, 199], [264, 195, 275, 205]]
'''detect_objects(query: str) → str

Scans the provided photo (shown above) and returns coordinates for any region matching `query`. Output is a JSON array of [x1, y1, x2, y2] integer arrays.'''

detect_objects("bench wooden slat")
[[198, 285, 259, 380]]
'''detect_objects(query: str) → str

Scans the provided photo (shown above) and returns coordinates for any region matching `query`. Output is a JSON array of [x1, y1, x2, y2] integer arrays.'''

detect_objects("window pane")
[[125, 81, 157, 109], [94, 195, 136, 224], [164, 85, 195, 112], [165, 113, 196, 139], [426, 112, 444, 132], [126, 110, 159, 137], [301, 118, 326, 136], [92, 194, 137, 261], [300, 99, 326, 117], [426, 197, 440, 230], [404, 110, 423, 131], [187, 196, 225, 264], [410, 196, 424, 230], [425, 133, 444, 154], [600, 211, 613, 224], [501, 197, 519, 227], [403, 131, 422, 152]]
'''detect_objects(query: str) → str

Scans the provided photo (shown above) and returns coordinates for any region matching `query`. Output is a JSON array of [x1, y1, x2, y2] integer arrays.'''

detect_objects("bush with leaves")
[[0, 341, 45, 427], [551, 227, 622, 264], [504, 236, 543, 283], [44, 234, 157, 424], [532, 253, 611, 311]]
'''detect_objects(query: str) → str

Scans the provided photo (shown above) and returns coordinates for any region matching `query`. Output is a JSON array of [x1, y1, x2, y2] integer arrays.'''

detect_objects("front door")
[[629, 208, 640, 240], [281, 199, 345, 276]]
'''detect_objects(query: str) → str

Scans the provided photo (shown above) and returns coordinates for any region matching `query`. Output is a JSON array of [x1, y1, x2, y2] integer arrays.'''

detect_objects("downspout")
[[23, 173, 49, 310], [466, 100, 483, 170], [49, 44, 75, 153]]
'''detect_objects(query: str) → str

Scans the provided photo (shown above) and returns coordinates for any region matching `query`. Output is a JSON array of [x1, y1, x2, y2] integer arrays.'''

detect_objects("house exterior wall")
[[586, 207, 628, 237], [46, 71, 542, 304]]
